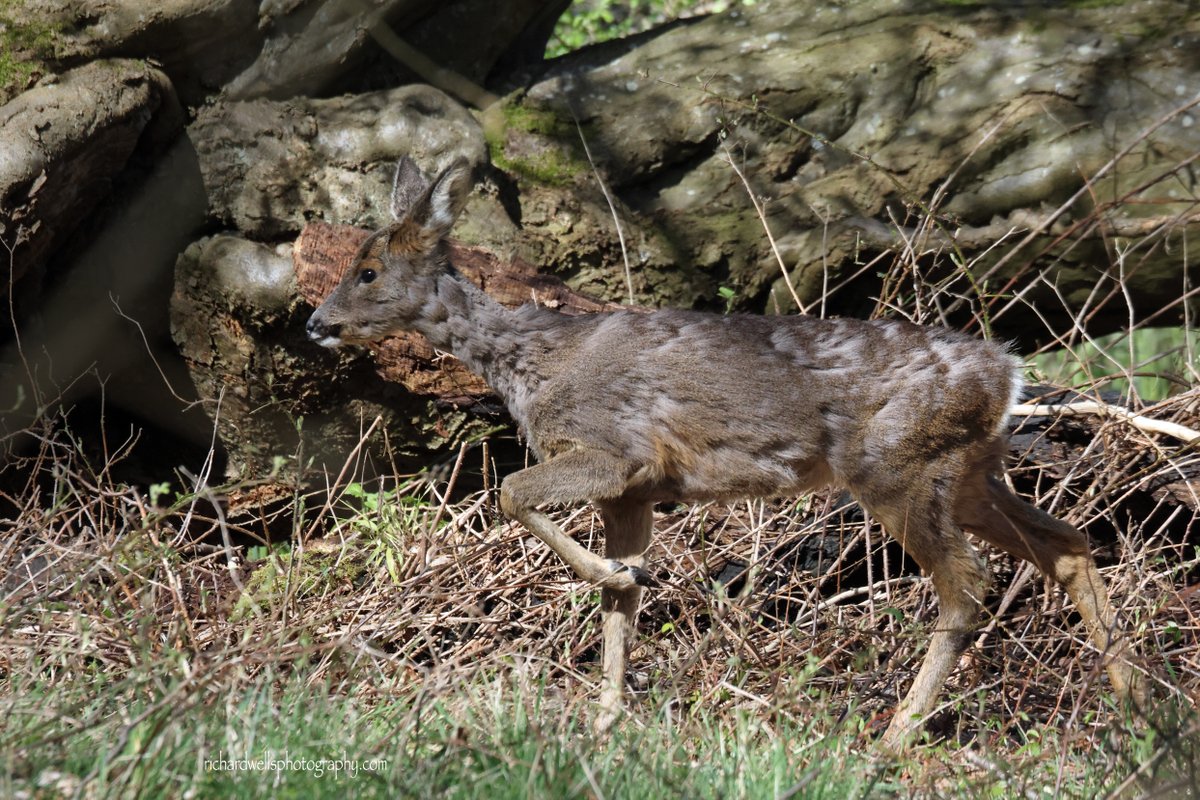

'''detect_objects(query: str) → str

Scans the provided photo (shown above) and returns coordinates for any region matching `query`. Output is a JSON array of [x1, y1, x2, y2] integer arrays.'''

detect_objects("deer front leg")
[[594, 500, 654, 734], [498, 451, 655, 592]]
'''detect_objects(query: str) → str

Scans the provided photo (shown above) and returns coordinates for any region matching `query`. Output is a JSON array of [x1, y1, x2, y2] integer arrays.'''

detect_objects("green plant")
[[547, 1, 757, 58], [0, 2, 59, 94], [717, 285, 738, 313], [340, 479, 432, 584]]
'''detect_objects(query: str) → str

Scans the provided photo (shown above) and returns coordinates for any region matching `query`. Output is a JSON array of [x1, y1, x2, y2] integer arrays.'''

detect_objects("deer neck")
[[413, 270, 549, 421]]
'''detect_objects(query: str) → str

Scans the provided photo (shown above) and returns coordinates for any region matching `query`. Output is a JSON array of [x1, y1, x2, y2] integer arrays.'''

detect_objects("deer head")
[[306, 156, 473, 347]]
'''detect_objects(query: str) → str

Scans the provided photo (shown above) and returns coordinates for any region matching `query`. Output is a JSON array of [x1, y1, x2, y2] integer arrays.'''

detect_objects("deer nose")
[[306, 315, 340, 341]]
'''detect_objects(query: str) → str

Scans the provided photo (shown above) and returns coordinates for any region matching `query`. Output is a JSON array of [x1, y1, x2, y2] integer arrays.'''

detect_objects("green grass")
[[9, 623, 1200, 800], [1, 664, 890, 799], [5, 645, 1198, 799], [1031, 326, 1199, 402]]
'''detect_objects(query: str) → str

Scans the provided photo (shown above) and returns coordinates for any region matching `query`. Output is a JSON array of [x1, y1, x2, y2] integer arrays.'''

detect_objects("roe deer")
[[307, 157, 1143, 749]]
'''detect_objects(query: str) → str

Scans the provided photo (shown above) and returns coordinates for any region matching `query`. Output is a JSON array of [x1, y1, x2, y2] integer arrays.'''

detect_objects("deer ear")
[[390, 157, 429, 221], [417, 158, 473, 238]]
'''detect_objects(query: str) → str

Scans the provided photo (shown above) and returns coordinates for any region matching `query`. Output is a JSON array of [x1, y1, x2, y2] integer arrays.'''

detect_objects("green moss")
[[492, 144, 585, 187], [483, 98, 590, 187], [0, 1, 61, 94], [503, 102, 574, 137]]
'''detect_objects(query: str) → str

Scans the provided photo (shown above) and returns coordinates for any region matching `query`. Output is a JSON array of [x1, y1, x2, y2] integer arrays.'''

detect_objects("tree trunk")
[[487, 0, 1199, 343]]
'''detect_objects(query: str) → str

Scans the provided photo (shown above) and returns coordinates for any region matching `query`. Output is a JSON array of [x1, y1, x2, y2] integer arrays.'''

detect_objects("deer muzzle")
[[306, 314, 344, 348]]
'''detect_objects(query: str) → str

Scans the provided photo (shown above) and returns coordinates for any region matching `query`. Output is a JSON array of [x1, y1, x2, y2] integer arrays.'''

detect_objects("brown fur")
[[307, 157, 1144, 750]]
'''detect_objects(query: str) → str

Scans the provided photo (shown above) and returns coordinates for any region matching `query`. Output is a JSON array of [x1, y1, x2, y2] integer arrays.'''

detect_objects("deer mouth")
[[306, 315, 349, 348], [310, 333, 344, 348]]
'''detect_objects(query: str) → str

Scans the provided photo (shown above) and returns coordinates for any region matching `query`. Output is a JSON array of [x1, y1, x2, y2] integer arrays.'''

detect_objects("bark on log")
[[224, 0, 569, 102], [12, 0, 568, 108]]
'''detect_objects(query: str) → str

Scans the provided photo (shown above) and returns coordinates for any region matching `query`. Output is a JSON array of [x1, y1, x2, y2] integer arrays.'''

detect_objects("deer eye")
[[358, 268, 377, 284]]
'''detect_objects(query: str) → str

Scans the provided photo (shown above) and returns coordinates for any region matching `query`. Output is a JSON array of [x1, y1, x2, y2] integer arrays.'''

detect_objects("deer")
[[306, 156, 1143, 750]]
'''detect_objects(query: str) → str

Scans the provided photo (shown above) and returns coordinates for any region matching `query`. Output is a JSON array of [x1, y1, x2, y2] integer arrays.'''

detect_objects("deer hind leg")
[[499, 450, 654, 591], [955, 468, 1144, 709], [594, 499, 654, 734], [859, 479, 990, 752]]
